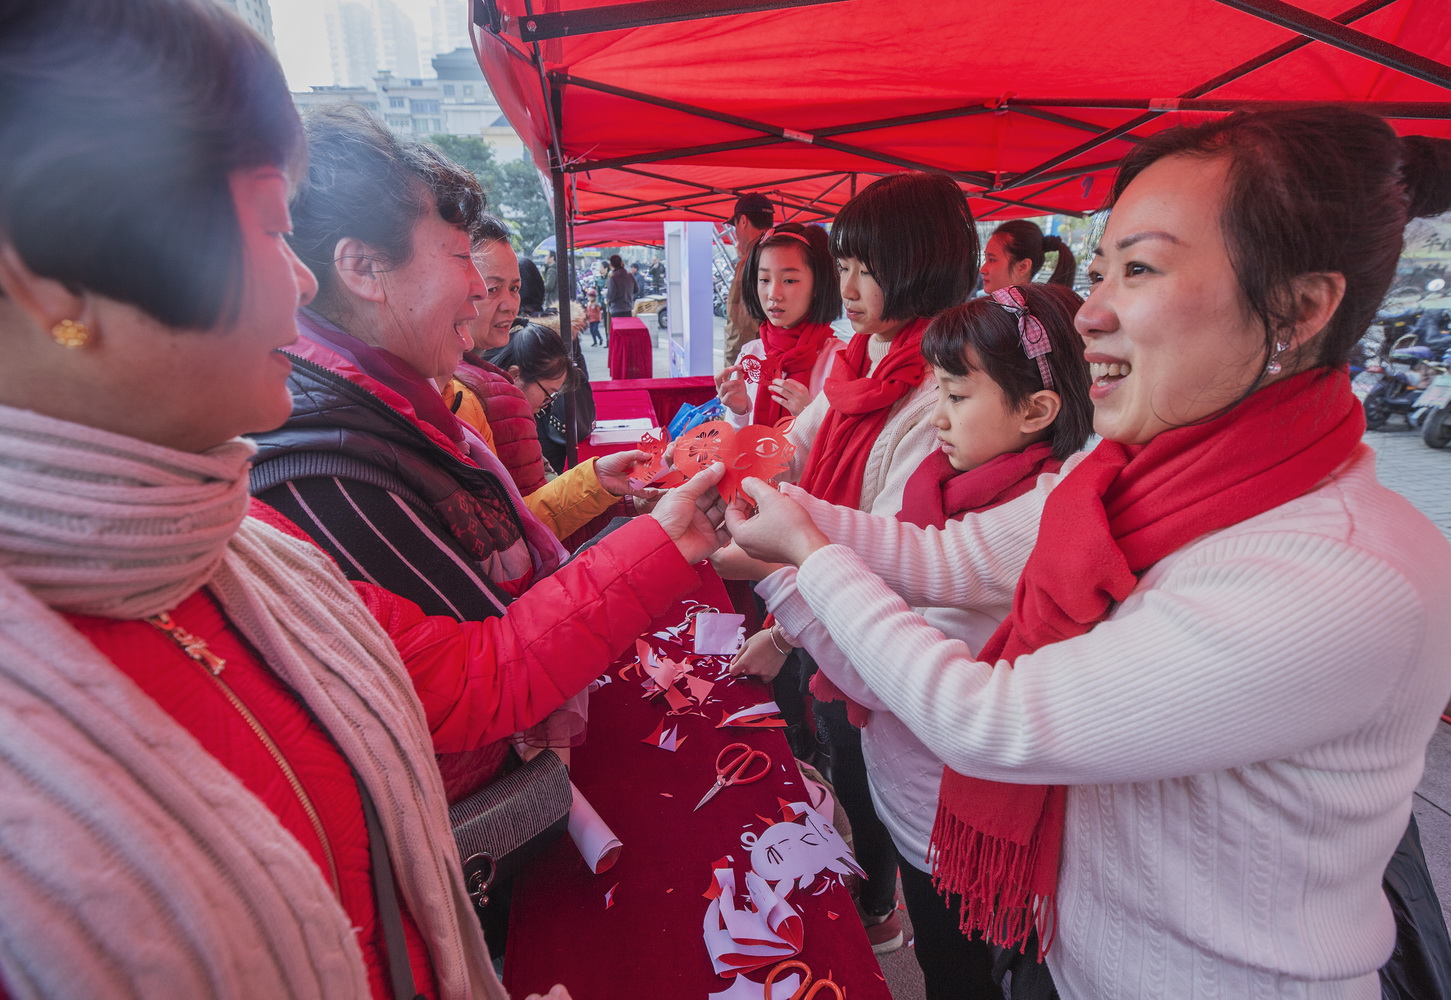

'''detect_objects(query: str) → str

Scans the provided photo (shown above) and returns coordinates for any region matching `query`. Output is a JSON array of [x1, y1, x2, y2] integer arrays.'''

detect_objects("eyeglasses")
[[534, 384, 562, 414]]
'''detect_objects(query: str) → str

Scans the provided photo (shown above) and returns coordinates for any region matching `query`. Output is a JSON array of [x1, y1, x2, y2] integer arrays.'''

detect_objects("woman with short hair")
[[0, 3, 725, 997], [729, 105, 1451, 998]]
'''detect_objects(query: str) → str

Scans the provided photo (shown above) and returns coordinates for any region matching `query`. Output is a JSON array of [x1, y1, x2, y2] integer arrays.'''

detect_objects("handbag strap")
[[356, 772, 425, 1000]]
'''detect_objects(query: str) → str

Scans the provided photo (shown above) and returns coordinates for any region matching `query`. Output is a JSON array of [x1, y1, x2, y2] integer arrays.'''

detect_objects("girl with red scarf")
[[728, 172, 979, 953], [773, 284, 1092, 998], [727, 107, 1451, 999], [716, 222, 844, 429]]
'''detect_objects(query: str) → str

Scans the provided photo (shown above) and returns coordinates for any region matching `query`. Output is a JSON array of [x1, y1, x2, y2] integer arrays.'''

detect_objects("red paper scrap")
[[604, 884, 617, 909], [642, 719, 688, 752], [827, 911, 839, 920]]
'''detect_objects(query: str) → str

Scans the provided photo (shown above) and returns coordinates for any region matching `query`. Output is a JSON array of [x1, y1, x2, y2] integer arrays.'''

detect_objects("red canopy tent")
[[472, 0, 1451, 239]]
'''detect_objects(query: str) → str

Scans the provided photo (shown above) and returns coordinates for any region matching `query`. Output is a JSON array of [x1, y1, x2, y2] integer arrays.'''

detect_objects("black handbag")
[[449, 748, 572, 912]]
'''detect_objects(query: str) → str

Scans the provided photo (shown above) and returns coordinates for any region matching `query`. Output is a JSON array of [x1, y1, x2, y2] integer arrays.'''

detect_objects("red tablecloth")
[[504, 567, 891, 1000], [590, 376, 717, 431], [606, 317, 653, 380]]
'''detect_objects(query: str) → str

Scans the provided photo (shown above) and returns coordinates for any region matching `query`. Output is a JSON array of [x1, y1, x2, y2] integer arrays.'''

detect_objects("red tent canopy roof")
[[473, 0, 1451, 224]]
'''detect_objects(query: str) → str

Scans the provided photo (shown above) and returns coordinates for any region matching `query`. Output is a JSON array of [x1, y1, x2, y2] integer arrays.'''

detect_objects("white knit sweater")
[[785, 336, 939, 514], [781, 444, 1451, 999]]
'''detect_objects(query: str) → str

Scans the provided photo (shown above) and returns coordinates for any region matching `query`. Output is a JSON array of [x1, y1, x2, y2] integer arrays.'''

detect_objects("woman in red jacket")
[[0, 2, 727, 998]]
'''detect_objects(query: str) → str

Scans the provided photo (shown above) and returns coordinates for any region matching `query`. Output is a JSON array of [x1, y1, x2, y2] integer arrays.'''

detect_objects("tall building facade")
[[216, 0, 274, 45], [324, 0, 421, 87]]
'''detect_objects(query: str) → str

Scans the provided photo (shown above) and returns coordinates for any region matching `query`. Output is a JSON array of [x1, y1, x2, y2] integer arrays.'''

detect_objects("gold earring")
[[50, 319, 89, 348]]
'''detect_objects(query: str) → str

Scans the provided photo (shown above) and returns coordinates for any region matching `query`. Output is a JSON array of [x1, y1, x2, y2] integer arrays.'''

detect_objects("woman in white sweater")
[[727, 106, 1451, 999]]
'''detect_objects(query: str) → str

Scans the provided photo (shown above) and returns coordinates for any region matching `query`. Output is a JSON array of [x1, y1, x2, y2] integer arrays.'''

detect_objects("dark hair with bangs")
[[742, 223, 841, 327], [289, 104, 486, 315], [830, 172, 978, 321], [1109, 105, 1451, 380], [922, 283, 1092, 460], [0, 0, 304, 329], [484, 322, 577, 389]]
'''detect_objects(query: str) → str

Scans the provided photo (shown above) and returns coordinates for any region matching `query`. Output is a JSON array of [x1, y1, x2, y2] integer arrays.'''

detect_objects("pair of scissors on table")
[[692, 742, 771, 811], [764, 959, 845, 999]]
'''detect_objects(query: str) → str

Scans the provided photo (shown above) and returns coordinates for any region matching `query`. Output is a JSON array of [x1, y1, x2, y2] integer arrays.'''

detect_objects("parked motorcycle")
[[1418, 370, 1451, 448], [1355, 335, 1448, 431]]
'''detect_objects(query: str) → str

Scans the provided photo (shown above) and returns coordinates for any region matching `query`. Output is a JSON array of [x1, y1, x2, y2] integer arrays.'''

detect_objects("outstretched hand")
[[723, 477, 829, 567], [594, 449, 649, 497], [649, 462, 729, 563]]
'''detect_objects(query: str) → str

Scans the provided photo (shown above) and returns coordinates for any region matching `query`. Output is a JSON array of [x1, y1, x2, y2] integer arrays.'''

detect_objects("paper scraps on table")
[[718, 702, 786, 728], [567, 781, 622, 874], [642, 719, 688, 752], [694, 612, 747, 656], [741, 803, 865, 895], [702, 868, 804, 978], [672, 420, 795, 504], [706, 969, 804, 1000], [604, 884, 617, 909]]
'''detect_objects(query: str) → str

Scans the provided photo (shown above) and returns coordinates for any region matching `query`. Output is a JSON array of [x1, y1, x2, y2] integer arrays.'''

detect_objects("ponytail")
[[1041, 235, 1077, 286], [991, 220, 1076, 287]]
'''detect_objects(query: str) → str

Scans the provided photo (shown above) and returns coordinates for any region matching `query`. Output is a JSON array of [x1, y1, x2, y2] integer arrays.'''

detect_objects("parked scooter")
[[1356, 335, 1448, 430]]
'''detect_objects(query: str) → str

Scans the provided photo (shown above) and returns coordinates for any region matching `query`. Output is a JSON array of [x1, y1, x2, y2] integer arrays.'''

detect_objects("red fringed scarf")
[[810, 442, 1061, 726], [929, 368, 1365, 956], [798, 318, 931, 507], [752, 321, 838, 427]]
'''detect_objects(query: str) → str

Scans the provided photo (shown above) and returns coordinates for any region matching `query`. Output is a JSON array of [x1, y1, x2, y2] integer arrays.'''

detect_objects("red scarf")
[[811, 442, 1061, 726], [930, 368, 1365, 956], [798, 318, 931, 507], [752, 321, 837, 427]]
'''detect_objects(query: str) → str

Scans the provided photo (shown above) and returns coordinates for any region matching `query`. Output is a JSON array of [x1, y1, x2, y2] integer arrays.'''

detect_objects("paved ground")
[[579, 323, 1451, 995], [1363, 422, 1451, 943]]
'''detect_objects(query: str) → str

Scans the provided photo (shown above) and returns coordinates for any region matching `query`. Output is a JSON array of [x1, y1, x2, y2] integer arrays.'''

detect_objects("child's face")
[[757, 244, 814, 329], [837, 256, 907, 339], [930, 361, 1036, 472]]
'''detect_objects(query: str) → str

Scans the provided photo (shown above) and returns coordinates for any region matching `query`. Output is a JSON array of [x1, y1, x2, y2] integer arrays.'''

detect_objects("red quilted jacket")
[[455, 355, 548, 497]]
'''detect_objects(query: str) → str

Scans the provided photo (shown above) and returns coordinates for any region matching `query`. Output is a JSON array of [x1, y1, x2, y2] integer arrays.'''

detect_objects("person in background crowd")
[[979, 219, 1077, 294], [629, 262, 646, 299], [727, 105, 1451, 1000], [0, 1, 731, 997], [585, 287, 604, 345], [605, 253, 636, 320], [540, 249, 555, 296], [724, 192, 776, 365]]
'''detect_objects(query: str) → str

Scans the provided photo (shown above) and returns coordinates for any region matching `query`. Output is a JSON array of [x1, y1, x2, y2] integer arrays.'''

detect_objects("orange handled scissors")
[[692, 741, 771, 811], [763, 959, 845, 999]]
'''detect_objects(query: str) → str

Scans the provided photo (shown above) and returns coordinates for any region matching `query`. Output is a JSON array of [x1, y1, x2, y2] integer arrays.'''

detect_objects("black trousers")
[[811, 694, 898, 916], [898, 857, 999, 998]]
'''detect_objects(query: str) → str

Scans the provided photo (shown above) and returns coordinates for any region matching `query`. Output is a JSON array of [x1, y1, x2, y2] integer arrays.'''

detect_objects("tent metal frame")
[[474, 0, 1451, 321]]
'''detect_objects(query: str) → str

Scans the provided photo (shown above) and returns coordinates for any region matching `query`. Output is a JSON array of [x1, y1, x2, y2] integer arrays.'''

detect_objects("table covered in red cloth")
[[606, 317, 653, 380], [504, 566, 891, 1000]]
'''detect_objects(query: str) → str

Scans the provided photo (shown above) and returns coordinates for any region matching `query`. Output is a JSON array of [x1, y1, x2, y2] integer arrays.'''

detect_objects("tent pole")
[[1208, 0, 1451, 90]]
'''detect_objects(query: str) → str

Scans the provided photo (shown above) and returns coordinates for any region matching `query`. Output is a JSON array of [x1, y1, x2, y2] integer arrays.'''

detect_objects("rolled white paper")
[[568, 781, 623, 874]]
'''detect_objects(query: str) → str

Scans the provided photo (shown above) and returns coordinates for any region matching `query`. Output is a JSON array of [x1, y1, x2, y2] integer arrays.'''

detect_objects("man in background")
[[723, 192, 774, 365]]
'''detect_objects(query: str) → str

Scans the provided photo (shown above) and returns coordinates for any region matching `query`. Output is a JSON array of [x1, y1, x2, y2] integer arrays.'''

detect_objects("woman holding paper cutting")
[[249, 104, 727, 799], [727, 106, 1451, 998], [0, 2, 728, 996]]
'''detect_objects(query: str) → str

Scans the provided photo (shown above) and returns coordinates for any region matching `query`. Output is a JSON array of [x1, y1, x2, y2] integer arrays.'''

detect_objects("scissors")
[[692, 742, 771, 811], [763, 959, 845, 1000]]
